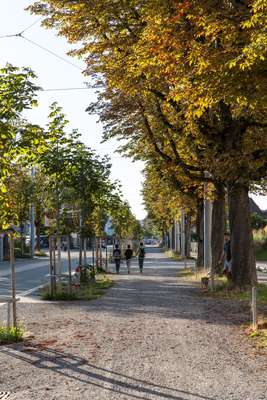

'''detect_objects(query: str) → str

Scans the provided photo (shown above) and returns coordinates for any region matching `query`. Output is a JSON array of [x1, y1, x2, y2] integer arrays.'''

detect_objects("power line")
[[20, 17, 43, 35], [0, 26, 84, 71], [0, 33, 18, 39], [0, 17, 42, 38], [21, 35, 84, 71]]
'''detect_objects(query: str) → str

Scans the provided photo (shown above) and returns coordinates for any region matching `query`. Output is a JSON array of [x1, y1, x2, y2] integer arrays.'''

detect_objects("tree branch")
[[140, 103, 213, 183], [154, 98, 204, 173], [140, 106, 173, 163]]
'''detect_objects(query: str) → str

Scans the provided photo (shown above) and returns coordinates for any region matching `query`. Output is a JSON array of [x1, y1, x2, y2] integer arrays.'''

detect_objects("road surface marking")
[[18, 284, 45, 297]]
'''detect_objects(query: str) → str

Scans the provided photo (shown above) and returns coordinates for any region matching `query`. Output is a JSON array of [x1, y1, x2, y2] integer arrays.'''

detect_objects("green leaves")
[[0, 63, 134, 235], [0, 64, 39, 120], [0, 65, 40, 227]]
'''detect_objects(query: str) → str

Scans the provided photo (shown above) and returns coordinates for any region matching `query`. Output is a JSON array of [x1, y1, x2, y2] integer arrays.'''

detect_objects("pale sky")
[[0, 0, 146, 220], [0, 1, 266, 216]]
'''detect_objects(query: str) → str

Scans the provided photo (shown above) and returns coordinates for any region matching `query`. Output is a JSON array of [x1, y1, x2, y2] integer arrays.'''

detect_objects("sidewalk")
[[0, 252, 266, 400]]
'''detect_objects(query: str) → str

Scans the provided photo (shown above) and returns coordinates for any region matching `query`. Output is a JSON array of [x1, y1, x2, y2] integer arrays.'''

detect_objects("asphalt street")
[[0, 251, 82, 298]]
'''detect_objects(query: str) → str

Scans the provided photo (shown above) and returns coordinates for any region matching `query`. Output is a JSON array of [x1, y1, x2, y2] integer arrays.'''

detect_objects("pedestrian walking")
[[138, 242, 145, 273], [113, 244, 121, 274], [219, 232, 232, 280], [125, 244, 133, 274]]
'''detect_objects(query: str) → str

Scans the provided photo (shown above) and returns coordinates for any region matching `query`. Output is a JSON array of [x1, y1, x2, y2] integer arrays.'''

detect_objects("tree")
[[0, 64, 39, 228], [67, 142, 115, 265], [33, 169, 53, 252], [143, 160, 198, 256], [28, 0, 267, 288], [5, 166, 34, 255], [109, 195, 141, 241], [142, 217, 162, 240]]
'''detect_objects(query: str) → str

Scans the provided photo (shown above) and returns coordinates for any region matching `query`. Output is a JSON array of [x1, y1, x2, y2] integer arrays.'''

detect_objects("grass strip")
[[0, 326, 24, 344], [41, 275, 113, 301]]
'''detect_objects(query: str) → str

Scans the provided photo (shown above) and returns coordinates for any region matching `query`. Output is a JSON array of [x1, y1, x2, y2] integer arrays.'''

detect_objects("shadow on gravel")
[[1, 346, 215, 400], [43, 278, 249, 327]]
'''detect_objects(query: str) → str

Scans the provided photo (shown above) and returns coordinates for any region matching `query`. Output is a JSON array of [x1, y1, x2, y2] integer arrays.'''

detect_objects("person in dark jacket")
[[113, 244, 121, 274], [125, 244, 133, 274], [220, 232, 232, 280], [138, 242, 145, 273]]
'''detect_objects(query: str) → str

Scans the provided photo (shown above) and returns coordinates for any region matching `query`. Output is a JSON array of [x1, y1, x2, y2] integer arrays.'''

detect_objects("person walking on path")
[[219, 232, 232, 280], [138, 242, 145, 273], [125, 244, 133, 274], [113, 244, 121, 274]]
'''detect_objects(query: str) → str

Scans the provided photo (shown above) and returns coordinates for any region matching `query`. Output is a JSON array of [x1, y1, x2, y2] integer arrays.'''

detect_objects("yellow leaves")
[[242, 0, 267, 28], [228, 59, 238, 69], [236, 96, 248, 108], [31, 99, 38, 108], [0, 185, 7, 194], [228, 31, 267, 71], [28, 0, 267, 196]]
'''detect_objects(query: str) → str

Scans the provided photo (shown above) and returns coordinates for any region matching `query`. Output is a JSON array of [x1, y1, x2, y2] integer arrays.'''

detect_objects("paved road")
[[0, 247, 266, 400], [0, 251, 81, 298]]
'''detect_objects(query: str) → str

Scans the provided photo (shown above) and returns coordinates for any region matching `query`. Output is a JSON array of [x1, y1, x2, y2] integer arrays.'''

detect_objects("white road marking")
[[0, 284, 45, 307], [18, 284, 45, 297]]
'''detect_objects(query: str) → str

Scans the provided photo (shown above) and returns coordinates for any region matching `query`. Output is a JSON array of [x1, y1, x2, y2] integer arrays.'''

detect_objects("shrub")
[[41, 289, 78, 301], [0, 326, 24, 344], [41, 275, 113, 301]]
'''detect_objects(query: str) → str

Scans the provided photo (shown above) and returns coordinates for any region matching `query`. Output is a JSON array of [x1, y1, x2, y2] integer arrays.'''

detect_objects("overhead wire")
[[21, 35, 84, 71], [0, 26, 91, 92], [0, 33, 18, 39], [0, 17, 42, 38], [0, 26, 142, 208], [0, 20, 136, 175], [19, 17, 43, 35], [0, 17, 84, 72]]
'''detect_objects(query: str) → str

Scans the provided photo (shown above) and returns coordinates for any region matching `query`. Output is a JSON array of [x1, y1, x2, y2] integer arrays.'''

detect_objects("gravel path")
[[0, 248, 266, 400]]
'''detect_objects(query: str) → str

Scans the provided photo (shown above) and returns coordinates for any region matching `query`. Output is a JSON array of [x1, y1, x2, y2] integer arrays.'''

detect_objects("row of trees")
[[28, 0, 267, 288], [0, 65, 141, 256]]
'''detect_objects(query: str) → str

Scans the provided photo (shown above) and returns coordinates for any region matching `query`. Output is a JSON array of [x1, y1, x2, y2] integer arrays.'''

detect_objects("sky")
[[1, 1, 266, 217], [0, 0, 146, 220]]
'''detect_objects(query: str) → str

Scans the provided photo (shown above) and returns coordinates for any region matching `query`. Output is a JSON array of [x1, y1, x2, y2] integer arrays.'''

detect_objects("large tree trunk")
[[228, 184, 257, 289], [211, 184, 225, 274], [196, 200, 204, 269]]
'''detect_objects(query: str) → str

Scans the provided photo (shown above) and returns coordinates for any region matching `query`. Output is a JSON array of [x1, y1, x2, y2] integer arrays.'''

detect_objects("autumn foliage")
[[28, 0, 267, 288]]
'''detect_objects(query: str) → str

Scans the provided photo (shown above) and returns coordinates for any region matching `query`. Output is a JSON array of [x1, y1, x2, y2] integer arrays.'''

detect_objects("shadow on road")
[[1, 346, 214, 400]]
